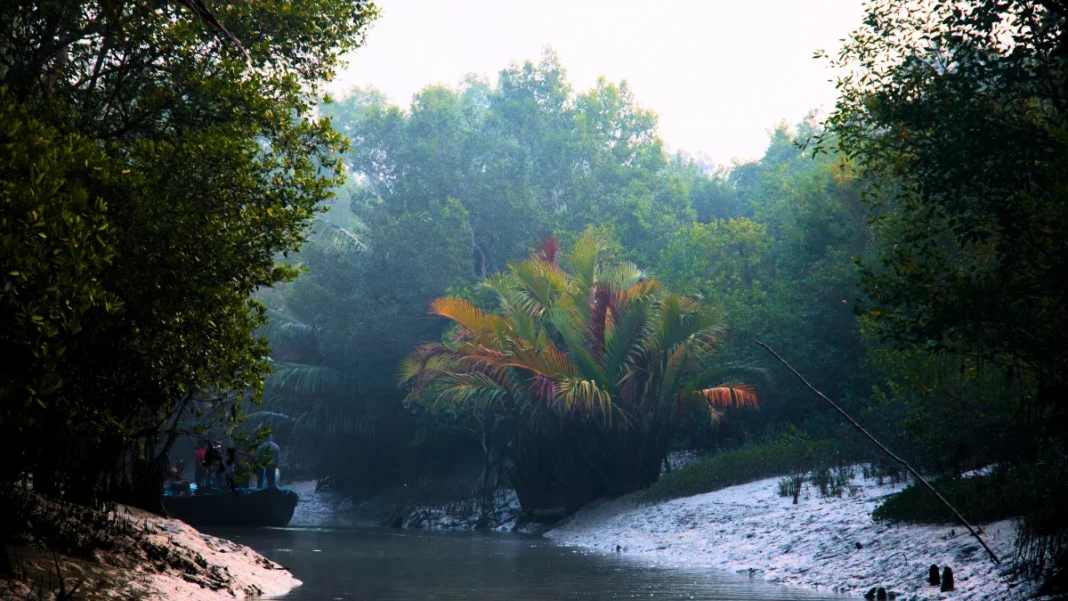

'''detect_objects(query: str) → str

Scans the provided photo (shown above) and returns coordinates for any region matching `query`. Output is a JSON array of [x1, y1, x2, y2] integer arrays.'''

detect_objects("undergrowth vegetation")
[[641, 438, 840, 503], [872, 467, 1039, 526]]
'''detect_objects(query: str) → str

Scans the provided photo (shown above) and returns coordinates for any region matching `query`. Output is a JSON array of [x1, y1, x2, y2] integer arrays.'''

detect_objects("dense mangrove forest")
[[1, 0, 1067, 600]]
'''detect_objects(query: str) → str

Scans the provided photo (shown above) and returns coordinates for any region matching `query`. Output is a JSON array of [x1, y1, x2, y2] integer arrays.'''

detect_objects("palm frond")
[[260, 308, 320, 348], [454, 344, 510, 377], [429, 297, 502, 338], [698, 384, 759, 409], [267, 360, 345, 397], [398, 342, 454, 384], [410, 234, 758, 442], [436, 371, 512, 409], [312, 217, 366, 253], [547, 307, 612, 392], [509, 344, 577, 380], [508, 257, 568, 313], [243, 411, 292, 432], [556, 377, 621, 426], [616, 277, 660, 305], [656, 344, 690, 406], [602, 261, 645, 293], [565, 229, 602, 289], [602, 296, 651, 382], [684, 361, 771, 392], [287, 400, 373, 437], [653, 294, 727, 353]]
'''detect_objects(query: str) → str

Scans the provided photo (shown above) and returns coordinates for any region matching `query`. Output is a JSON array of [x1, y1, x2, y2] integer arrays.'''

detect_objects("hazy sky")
[[330, 0, 864, 166]]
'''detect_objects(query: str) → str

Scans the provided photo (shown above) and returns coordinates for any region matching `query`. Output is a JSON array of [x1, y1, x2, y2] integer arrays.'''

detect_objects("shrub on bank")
[[872, 467, 1036, 525], [641, 439, 839, 503]]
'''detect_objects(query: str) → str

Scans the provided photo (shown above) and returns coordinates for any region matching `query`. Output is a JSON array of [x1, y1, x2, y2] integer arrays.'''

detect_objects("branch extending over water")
[[754, 339, 1001, 567]]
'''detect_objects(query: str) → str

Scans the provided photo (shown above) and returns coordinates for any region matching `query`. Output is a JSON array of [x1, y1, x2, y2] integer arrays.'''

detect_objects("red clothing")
[[195, 448, 207, 465]]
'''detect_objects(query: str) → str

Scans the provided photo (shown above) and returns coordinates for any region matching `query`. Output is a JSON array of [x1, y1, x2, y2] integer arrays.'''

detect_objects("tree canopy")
[[822, 0, 1068, 589], [0, 0, 378, 508]]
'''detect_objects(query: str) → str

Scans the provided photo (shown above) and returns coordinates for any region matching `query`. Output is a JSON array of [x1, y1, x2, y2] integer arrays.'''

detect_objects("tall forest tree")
[[658, 123, 871, 448], [0, 0, 378, 511], [823, 0, 1068, 590]]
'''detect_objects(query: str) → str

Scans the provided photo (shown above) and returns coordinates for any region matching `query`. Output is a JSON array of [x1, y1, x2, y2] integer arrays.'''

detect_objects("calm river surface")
[[217, 527, 848, 601]]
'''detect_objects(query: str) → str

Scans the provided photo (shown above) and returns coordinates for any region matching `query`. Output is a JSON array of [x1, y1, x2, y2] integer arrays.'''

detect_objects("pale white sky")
[[331, 0, 864, 166]]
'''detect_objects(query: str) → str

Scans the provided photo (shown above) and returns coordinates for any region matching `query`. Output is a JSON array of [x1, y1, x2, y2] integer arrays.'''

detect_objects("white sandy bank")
[[133, 508, 300, 601], [3, 502, 300, 601], [546, 469, 1036, 601]]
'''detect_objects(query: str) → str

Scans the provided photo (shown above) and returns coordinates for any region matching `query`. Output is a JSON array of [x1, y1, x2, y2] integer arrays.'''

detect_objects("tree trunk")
[[128, 437, 169, 516]]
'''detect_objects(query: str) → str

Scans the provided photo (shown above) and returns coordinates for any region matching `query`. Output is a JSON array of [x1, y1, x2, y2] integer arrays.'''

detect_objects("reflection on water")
[[216, 527, 847, 601]]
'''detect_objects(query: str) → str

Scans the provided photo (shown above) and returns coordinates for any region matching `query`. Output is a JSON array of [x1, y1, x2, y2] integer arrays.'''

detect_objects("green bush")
[[641, 439, 839, 503], [872, 467, 1037, 525], [777, 474, 803, 501]]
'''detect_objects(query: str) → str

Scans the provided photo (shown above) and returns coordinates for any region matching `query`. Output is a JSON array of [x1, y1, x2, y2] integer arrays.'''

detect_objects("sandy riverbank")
[[546, 468, 1037, 601], [3, 501, 299, 601]]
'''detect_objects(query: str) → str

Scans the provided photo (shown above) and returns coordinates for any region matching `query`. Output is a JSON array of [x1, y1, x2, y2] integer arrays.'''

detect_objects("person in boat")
[[256, 434, 281, 488], [222, 440, 240, 489], [168, 459, 186, 481], [166, 458, 191, 494], [194, 439, 209, 487], [204, 440, 223, 488]]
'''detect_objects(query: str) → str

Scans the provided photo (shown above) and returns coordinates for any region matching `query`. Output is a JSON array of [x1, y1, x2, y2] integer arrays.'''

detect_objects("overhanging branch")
[[755, 339, 1001, 567]]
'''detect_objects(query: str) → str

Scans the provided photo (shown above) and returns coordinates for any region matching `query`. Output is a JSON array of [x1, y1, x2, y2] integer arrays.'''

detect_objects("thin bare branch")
[[755, 339, 1001, 567]]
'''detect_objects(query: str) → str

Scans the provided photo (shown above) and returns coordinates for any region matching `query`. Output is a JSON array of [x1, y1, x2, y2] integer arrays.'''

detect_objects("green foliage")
[[810, 464, 855, 499], [267, 51, 715, 493], [657, 124, 872, 449], [642, 438, 838, 503], [278, 54, 882, 500], [863, 340, 1029, 471], [402, 231, 760, 511], [824, 0, 1068, 412], [0, 90, 121, 480], [824, 1, 1068, 590], [0, 0, 377, 507], [659, 217, 771, 339], [253, 194, 475, 496], [872, 468, 1036, 526], [322, 49, 689, 272], [1015, 445, 1068, 594]]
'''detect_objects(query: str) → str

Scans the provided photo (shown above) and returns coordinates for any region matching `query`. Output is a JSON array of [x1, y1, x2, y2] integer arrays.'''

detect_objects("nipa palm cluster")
[[401, 230, 760, 512]]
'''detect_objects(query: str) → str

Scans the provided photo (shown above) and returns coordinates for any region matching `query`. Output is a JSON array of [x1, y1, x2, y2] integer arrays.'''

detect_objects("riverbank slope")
[[546, 470, 1034, 601], [2, 499, 299, 601]]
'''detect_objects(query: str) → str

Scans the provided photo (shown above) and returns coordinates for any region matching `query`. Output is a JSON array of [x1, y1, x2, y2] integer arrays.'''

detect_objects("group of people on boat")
[[166, 435, 282, 494]]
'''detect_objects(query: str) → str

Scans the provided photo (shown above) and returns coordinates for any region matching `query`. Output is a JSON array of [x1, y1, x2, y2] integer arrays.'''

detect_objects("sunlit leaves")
[[401, 231, 759, 505], [430, 297, 503, 339], [699, 385, 759, 409]]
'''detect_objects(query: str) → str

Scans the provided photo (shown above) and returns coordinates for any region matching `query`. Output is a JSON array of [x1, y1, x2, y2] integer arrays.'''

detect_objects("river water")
[[218, 526, 848, 601]]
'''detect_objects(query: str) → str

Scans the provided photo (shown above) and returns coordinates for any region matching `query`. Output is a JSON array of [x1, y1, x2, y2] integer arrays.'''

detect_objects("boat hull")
[[162, 486, 299, 528]]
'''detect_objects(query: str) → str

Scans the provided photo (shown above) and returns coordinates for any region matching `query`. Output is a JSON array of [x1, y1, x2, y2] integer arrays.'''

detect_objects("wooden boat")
[[162, 486, 299, 528]]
